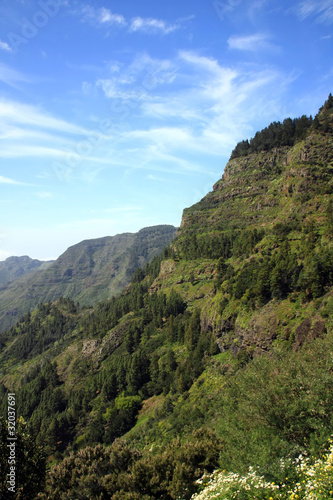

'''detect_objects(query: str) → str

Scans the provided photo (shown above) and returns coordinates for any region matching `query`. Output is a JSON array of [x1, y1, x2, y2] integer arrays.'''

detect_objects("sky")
[[0, 0, 332, 261]]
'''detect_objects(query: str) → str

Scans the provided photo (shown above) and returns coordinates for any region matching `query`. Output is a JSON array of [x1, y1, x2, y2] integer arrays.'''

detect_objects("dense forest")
[[0, 95, 333, 499]]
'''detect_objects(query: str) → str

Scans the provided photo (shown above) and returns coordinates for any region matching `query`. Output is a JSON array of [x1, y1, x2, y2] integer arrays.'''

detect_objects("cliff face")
[[181, 131, 333, 232], [162, 103, 333, 356]]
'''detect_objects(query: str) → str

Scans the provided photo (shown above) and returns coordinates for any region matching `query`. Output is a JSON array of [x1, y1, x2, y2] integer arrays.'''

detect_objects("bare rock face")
[[294, 318, 326, 351]]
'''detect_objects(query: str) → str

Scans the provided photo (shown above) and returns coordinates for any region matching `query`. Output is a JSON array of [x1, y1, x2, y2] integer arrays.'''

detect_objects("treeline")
[[230, 115, 313, 159], [230, 93, 333, 160]]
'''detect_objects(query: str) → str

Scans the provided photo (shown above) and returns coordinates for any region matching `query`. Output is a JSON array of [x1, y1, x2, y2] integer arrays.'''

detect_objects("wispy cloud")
[[0, 175, 28, 186], [93, 50, 291, 174], [227, 33, 278, 51], [96, 53, 178, 101], [76, 4, 180, 35], [0, 40, 13, 53], [0, 97, 108, 168], [0, 99, 89, 136], [80, 5, 126, 26], [0, 63, 31, 88], [293, 0, 333, 24], [129, 17, 179, 34]]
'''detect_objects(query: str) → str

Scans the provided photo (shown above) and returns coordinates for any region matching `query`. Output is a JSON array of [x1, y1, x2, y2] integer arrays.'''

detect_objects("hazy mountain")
[[0, 255, 53, 287], [0, 225, 177, 332]]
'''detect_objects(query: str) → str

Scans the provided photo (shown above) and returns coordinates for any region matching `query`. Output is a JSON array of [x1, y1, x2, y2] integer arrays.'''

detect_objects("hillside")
[[0, 96, 333, 500], [0, 225, 177, 333], [0, 256, 53, 287]]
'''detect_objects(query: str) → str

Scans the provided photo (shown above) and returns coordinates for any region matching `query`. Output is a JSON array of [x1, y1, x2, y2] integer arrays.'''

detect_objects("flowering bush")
[[287, 438, 333, 500], [191, 468, 280, 499], [190, 438, 333, 500]]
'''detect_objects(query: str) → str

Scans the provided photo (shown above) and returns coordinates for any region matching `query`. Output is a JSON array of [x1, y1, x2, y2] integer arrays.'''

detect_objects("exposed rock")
[[93, 320, 131, 362], [81, 339, 101, 358], [294, 318, 326, 351]]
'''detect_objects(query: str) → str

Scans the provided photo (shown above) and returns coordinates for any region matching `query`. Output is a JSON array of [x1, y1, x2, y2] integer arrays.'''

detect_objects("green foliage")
[[230, 115, 313, 159], [192, 435, 333, 500], [40, 428, 221, 500], [216, 333, 333, 476], [0, 417, 46, 499], [179, 229, 265, 260]]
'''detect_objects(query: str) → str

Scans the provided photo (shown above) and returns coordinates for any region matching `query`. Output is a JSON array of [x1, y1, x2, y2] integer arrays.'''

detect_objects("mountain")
[[0, 255, 53, 287], [0, 225, 177, 333], [0, 95, 333, 500]]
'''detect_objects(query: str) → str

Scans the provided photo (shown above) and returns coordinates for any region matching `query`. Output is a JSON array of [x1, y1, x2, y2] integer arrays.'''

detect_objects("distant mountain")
[[0, 225, 177, 332], [0, 255, 53, 287]]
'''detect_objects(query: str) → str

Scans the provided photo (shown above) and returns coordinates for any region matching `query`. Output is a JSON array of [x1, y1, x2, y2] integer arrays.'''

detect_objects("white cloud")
[[212, 0, 242, 19], [96, 78, 149, 101], [0, 97, 112, 169], [0, 40, 13, 53], [98, 7, 126, 25], [93, 50, 291, 177], [227, 33, 278, 51], [0, 63, 31, 88], [0, 175, 27, 185], [80, 5, 126, 26], [96, 53, 178, 101], [0, 99, 89, 136], [77, 5, 180, 35], [293, 0, 333, 24], [129, 17, 179, 34]]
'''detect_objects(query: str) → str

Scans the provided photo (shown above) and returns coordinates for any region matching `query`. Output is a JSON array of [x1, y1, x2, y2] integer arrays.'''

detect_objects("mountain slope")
[[0, 256, 53, 287], [0, 96, 333, 500], [0, 225, 177, 333]]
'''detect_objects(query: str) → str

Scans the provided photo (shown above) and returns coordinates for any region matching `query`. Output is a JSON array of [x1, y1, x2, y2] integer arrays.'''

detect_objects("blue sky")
[[0, 0, 332, 260]]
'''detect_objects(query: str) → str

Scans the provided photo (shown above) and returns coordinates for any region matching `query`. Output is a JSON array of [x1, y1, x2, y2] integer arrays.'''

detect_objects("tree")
[[326, 198, 333, 235], [0, 417, 46, 499]]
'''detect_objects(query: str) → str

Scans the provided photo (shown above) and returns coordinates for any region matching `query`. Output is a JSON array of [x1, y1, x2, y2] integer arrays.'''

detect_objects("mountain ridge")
[[0, 255, 53, 287], [0, 224, 177, 333]]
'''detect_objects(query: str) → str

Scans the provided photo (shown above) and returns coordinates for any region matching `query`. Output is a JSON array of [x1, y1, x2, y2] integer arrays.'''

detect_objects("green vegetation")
[[0, 256, 52, 287], [0, 224, 177, 334], [0, 417, 46, 499], [192, 436, 333, 499], [230, 114, 314, 159], [0, 95, 333, 499], [230, 93, 333, 160]]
